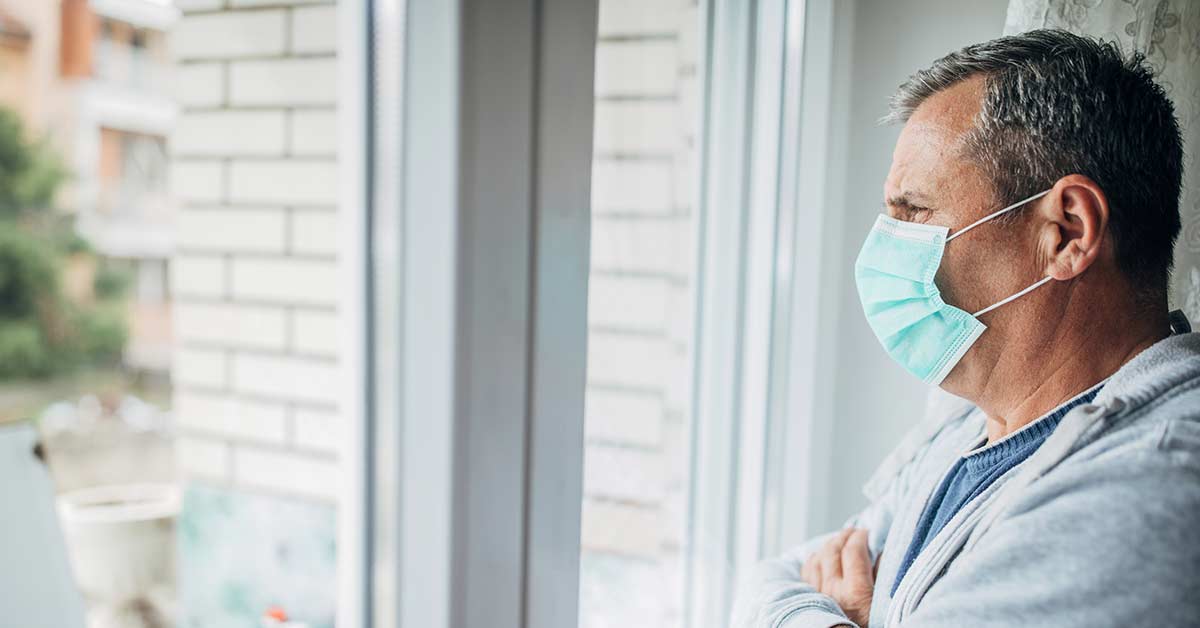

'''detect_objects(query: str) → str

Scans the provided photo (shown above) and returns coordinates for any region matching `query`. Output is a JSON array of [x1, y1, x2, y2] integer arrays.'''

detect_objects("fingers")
[[819, 528, 854, 585], [841, 529, 873, 586]]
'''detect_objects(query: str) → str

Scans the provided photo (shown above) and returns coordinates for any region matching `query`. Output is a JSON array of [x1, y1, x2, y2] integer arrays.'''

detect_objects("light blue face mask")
[[854, 190, 1054, 385]]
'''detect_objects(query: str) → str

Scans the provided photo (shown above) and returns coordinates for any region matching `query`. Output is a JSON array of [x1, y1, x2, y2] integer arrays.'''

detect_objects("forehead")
[[886, 75, 987, 202]]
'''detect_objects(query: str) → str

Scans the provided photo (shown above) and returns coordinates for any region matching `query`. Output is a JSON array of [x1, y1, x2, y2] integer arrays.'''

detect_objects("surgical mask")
[[854, 190, 1054, 385]]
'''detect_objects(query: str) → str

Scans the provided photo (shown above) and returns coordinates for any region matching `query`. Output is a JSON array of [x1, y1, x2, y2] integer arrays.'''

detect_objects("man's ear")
[[1036, 174, 1109, 281]]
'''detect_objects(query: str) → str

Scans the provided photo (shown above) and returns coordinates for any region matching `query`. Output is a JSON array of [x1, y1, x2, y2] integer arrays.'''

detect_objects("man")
[[731, 30, 1200, 628]]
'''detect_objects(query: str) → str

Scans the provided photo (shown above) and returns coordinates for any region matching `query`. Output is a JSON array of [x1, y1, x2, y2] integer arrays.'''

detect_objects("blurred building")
[[0, 0, 179, 371]]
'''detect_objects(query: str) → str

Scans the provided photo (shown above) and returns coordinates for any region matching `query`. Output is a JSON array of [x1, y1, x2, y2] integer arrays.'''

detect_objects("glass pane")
[[580, 1, 702, 627], [1, 2, 344, 626]]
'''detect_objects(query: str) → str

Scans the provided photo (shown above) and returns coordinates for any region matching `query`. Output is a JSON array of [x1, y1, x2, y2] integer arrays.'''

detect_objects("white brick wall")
[[231, 352, 339, 404], [172, 9, 287, 59], [173, 110, 288, 156], [170, 255, 226, 298], [228, 159, 338, 205], [591, 160, 676, 213], [290, 209, 338, 254], [175, 392, 289, 444], [170, 1, 342, 506], [173, 63, 224, 107], [291, 110, 338, 155], [232, 446, 339, 500], [176, 207, 288, 252], [230, 257, 338, 305], [174, 302, 288, 349], [291, 5, 338, 54], [169, 4, 701, 625], [594, 40, 679, 97], [581, 4, 698, 627], [229, 58, 338, 106]]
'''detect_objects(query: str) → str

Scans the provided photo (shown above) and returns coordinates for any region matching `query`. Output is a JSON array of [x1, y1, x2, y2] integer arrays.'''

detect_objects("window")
[[579, 1, 701, 627]]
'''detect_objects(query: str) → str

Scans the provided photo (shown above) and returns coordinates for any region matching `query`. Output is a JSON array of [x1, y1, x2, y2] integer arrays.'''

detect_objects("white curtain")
[[1004, 0, 1200, 321]]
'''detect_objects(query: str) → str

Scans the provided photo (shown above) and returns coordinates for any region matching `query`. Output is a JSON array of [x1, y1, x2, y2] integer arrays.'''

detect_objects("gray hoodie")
[[731, 331, 1200, 628]]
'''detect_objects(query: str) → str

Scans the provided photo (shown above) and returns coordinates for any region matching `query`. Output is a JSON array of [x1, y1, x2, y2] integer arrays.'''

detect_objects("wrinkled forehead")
[[886, 76, 988, 202]]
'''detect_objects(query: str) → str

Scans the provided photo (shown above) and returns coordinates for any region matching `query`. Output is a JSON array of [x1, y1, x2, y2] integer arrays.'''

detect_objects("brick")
[[231, 257, 337, 305], [594, 40, 677, 97], [174, 63, 223, 107], [590, 217, 690, 276], [174, 302, 288, 349], [176, 436, 230, 479], [588, 275, 670, 331], [232, 352, 338, 403], [291, 5, 337, 54], [291, 109, 337, 155], [289, 209, 338, 254], [229, 159, 337, 205], [232, 446, 338, 500], [580, 499, 662, 556], [293, 406, 339, 453], [583, 443, 666, 504], [585, 389, 664, 447], [173, 10, 287, 59], [593, 101, 678, 155], [176, 392, 289, 444], [171, 255, 226, 298], [173, 347, 228, 387], [591, 159, 674, 213], [586, 332, 679, 391], [229, 58, 337, 106], [173, 110, 287, 156], [176, 207, 288, 253], [292, 308, 339, 356], [170, 160, 223, 203], [597, 0, 679, 37]]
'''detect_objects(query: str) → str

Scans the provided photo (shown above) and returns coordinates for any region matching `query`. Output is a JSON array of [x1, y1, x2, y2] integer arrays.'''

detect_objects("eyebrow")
[[884, 191, 934, 211]]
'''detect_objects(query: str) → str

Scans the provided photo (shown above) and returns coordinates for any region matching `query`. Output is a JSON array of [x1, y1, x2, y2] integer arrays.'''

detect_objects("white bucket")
[[57, 483, 181, 628]]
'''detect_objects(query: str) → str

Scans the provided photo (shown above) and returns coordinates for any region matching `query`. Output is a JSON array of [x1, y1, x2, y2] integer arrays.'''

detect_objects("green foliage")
[[0, 320, 51, 378], [75, 301, 127, 364], [0, 107, 68, 218], [0, 226, 60, 319], [0, 106, 129, 379], [93, 264, 132, 300]]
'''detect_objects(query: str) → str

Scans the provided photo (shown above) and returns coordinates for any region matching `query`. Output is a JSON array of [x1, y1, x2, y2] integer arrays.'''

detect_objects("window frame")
[[685, 0, 844, 624], [341, 1, 598, 627], [341, 0, 843, 626]]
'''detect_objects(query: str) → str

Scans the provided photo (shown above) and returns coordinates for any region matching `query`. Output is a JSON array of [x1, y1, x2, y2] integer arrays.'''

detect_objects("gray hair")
[[886, 29, 1183, 298]]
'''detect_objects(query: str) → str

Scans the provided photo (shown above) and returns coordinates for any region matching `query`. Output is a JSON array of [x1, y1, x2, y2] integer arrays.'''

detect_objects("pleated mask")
[[854, 190, 1054, 385]]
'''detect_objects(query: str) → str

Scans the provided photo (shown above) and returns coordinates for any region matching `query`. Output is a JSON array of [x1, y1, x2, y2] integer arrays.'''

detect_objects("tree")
[[0, 106, 127, 379]]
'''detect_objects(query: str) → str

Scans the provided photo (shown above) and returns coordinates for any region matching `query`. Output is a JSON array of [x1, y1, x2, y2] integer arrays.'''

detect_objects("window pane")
[[580, 1, 701, 627], [2, 2, 343, 626]]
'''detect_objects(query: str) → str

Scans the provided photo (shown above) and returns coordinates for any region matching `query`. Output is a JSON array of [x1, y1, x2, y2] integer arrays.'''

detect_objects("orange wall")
[[59, 0, 95, 78]]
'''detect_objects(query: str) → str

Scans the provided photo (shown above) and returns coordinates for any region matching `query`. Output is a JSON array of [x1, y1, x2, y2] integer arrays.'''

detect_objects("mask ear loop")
[[942, 189, 1055, 317], [945, 189, 1051, 243], [972, 276, 1054, 317]]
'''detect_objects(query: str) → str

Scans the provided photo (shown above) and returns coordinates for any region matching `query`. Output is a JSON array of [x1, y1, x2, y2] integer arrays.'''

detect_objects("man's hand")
[[800, 528, 875, 627]]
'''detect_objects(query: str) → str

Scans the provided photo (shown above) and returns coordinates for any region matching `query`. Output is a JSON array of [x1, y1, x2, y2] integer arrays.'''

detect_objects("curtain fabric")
[[1004, 0, 1200, 320]]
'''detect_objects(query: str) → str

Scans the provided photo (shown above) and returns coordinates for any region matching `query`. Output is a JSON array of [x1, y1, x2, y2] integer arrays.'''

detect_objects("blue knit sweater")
[[890, 382, 1104, 595]]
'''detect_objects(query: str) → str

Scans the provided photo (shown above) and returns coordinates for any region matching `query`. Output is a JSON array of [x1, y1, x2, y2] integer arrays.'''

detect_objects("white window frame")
[[339, 0, 844, 626], [685, 0, 844, 624], [339, 0, 599, 627]]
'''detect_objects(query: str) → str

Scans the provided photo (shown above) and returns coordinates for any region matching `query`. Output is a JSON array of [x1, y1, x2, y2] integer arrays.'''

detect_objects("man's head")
[[881, 29, 1183, 391]]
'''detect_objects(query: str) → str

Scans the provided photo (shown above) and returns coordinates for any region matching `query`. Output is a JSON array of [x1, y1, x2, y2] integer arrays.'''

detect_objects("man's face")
[[883, 76, 1045, 388]]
